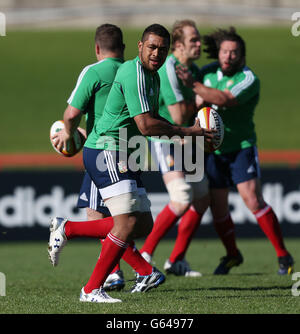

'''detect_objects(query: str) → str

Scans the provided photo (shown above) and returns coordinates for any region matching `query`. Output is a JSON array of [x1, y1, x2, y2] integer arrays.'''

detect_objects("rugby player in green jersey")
[[48, 24, 169, 298], [177, 27, 294, 275], [49, 24, 216, 303], [140, 20, 210, 277], [51, 24, 125, 222]]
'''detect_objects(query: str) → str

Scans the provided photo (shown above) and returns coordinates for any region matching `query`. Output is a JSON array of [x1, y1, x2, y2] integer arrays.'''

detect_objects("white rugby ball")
[[197, 107, 224, 152], [50, 120, 85, 157]]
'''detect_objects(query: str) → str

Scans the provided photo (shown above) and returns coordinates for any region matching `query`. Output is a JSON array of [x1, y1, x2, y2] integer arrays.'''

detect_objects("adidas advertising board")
[[0, 170, 300, 239]]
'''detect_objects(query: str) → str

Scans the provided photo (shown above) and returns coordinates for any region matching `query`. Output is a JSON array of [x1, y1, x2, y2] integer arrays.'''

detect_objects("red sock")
[[169, 206, 203, 263], [100, 239, 121, 273], [64, 217, 113, 239], [254, 205, 288, 257], [122, 241, 153, 276], [66, 219, 152, 276], [105, 241, 152, 276], [140, 204, 180, 255], [213, 214, 239, 257], [84, 233, 128, 293], [101, 239, 152, 275]]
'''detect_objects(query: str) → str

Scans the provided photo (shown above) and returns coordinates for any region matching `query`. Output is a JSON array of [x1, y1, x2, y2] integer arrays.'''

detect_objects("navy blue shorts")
[[205, 146, 261, 188], [77, 171, 110, 215], [83, 147, 144, 199]]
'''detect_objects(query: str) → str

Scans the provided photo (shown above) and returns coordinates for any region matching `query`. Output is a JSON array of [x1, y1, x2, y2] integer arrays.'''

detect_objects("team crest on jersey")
[[226, 80, 234, 88], [117, 161, 128, 173]]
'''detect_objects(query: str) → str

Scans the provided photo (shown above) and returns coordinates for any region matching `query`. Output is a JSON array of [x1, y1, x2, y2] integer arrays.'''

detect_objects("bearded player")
[[177, 27, 294, 275]]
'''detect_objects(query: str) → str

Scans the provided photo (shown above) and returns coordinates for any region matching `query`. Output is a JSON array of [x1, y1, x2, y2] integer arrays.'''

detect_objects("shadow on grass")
[[158, 285, 292, 294], [207, 285, 291, 292], [228, 273, 264, 276]]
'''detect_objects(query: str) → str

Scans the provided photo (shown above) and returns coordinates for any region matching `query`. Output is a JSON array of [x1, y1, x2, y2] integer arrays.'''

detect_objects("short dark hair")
[[203, 26, 246, 60], [95, 24, 125, 52], [141, 24, 170, 45]]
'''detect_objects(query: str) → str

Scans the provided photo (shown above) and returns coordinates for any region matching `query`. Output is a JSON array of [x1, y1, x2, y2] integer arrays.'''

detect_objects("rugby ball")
[[197, 107, 224, 152], [50, 120, 85, 157]]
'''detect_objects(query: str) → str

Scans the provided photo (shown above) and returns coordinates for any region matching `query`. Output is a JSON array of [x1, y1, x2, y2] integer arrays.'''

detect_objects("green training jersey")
[[85, 56, 160, 152], [147, 54, 201, 145], [158, 54, 201, 126], [67, 57, 123, 136], [201, 62, 260, 154]]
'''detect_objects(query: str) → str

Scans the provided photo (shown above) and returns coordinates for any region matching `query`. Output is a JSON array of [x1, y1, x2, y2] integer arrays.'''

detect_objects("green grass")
[[0, 238, 299, 314], [0, 26, 299, 153]]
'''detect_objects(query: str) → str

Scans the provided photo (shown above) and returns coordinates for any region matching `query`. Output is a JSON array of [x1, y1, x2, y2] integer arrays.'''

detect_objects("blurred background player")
[[177, 26, 294, 275], [140, 20, 210, 277], [49, 23, 158, 293]]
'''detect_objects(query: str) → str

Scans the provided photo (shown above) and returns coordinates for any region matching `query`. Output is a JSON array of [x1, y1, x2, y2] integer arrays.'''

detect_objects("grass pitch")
[[0, 238, 299, 314]]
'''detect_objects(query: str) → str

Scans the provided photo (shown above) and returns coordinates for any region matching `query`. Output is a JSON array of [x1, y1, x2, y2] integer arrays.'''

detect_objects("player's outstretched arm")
[[134, 112, 215, 142], [167, 101, 197, 126]]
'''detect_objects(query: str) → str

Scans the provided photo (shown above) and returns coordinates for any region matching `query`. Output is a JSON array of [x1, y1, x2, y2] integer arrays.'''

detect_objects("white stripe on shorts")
[[90, 180, 98, 210], [153, 141, 170, 174], [104, 151, 119, 183]]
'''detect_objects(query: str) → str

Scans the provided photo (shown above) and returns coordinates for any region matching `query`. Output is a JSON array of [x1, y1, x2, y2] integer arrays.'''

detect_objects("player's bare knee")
[[111, 212, 140, 241], [242, 195, 263, 212], [190, 176, 210, 214], [86, 208, 106, 220], [170, 201, 190, 216]]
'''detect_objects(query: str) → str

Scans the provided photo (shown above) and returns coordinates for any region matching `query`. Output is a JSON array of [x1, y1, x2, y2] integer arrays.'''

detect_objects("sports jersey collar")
[[170, 53, 195, 70], [136, 56, 143, 66], [104, 57, 124, 63], [216, 65, 247, 80], [136, 55, 147, 72], [217, 67, 240, 81]]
